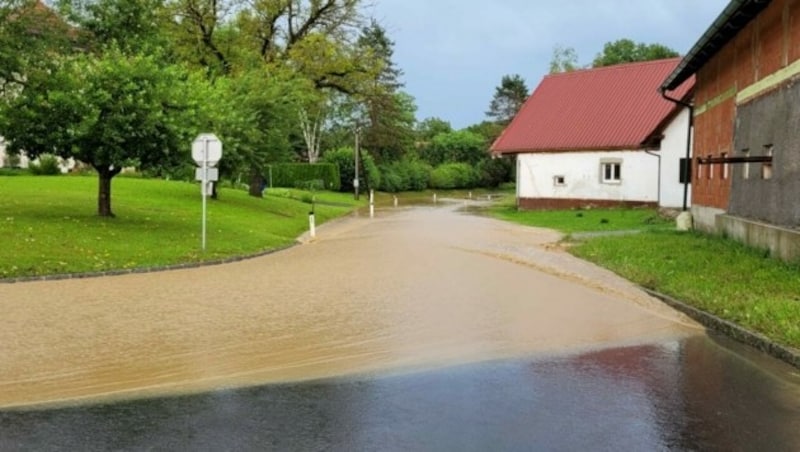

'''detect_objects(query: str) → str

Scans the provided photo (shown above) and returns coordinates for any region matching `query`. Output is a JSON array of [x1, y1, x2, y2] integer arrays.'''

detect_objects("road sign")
[[195, 167, 219, 182], [192, 133, 222, 167]]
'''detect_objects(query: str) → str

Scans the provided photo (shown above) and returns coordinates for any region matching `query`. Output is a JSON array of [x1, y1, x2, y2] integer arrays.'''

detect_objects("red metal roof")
[[491, 58, 694, 154]]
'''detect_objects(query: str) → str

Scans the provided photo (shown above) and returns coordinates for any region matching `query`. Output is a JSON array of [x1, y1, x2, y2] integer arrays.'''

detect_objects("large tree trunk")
[[95, 165, 122, 217], [249, 168, 264, 198]]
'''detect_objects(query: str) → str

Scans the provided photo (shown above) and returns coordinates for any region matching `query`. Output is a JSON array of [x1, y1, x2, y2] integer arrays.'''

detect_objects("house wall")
[[516, 150, 659, 209], [659, 107, 693, 209], [692, 0, 800, 230]]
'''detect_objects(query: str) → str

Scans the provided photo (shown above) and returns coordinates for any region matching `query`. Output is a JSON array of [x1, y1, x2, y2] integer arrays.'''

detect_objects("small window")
[[707, 155, 714, 179], [721, 153, 729, 179], [762, 145, 774, 180], [697, 157, 704, 180], [553, 175, 566, 186], [601, 161, 621, 184], [742, 149, 750, 180]]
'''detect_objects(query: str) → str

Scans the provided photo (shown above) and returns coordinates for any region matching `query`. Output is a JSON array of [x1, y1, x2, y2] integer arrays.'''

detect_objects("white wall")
[[658, 107, 692, 209], [517, 150, 659, 203]]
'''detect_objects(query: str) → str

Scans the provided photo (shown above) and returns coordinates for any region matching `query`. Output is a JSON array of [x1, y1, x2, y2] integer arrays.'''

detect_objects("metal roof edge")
[[661, 0, 771, 91]]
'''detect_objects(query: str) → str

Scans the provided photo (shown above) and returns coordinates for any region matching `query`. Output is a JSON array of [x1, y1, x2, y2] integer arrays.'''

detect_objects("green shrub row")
[[268, 163, 341, 191], [429, 163, 479, 189], [322, 147, 380, 192], [378, 159, 432, 193]]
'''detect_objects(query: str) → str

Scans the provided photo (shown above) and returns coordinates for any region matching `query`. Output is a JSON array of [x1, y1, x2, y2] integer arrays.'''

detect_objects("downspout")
[[660, 89, 693, 211], [645, 149, 661, 207]]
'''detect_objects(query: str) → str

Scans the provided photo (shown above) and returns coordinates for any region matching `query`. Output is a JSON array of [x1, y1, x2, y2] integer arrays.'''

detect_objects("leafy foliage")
[[549, 44, 580, 73], [486, 74, 529, 125], [592, 39, 679, 67], [28, 155, 63, 175], [0, 47, 198, 215], [378, 158, 431, 193], [322, 146, 380, 192], [420, 130, 488, 167], [429, 163, 478, 189], [416, 117, 453, 143], [269, 163, 341, 191], [0, 0, 74, 96]]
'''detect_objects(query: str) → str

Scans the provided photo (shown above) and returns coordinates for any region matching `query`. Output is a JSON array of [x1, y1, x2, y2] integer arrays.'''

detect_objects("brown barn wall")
[[692, 0, 800, 212]]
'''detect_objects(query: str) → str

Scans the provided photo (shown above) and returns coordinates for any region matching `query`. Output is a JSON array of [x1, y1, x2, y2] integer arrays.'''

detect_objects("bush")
[[477, 157, 513, 188], [378, 159, 431, 192], [429, 163, 478, 189], [269, 163, 340, 191], [294, 179, 325, 191], [28, 154, 62, 175], [322, 147, 381, 192]]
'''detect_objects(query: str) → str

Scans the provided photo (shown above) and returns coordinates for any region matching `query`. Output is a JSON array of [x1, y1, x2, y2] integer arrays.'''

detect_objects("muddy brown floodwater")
[[0, 202, 702, 409]]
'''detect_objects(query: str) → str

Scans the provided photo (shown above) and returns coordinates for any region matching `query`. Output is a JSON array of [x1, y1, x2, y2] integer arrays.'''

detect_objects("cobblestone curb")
[[0, 243, 297, 284], [644, 288, 800, 370]]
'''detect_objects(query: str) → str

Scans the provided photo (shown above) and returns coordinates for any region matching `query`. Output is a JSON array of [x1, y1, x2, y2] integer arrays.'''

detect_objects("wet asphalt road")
[[2, 333, 800, 452]]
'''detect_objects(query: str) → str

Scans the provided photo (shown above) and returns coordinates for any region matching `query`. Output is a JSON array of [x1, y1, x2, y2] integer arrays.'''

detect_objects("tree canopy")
[[486, 74, 529, 125], [549, 44, 579, 73], [592, 39, 679, 67]]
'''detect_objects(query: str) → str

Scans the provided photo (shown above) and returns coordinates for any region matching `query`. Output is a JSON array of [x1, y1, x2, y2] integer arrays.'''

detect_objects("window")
[[553, 175, 566, 186], [601, 161, 621, 184], [708, 155, 714, 179], [742, 149, 750, 180], [721, 153, 729, 179], [762, 145, 773, 180]]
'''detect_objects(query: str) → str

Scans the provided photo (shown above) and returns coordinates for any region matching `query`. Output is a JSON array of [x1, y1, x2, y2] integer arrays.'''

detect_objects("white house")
[[491, 58, 694, 210]]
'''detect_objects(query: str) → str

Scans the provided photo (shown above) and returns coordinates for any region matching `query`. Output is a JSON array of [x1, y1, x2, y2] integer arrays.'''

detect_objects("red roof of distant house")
[[491, 58, 694, 154]]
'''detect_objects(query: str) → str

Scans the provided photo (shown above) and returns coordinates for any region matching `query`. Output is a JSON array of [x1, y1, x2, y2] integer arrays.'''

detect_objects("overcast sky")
[[368, 0, 730, 129]]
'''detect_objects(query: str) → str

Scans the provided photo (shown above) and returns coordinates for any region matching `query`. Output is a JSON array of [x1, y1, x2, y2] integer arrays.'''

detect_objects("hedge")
[[268, 163, 341, 191]]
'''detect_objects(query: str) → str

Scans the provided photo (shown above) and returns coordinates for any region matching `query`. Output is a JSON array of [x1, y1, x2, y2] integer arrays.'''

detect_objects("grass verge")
[[0, 175, 359, 279], [487, 204, 672, 233], [490, 205, 800, 350]]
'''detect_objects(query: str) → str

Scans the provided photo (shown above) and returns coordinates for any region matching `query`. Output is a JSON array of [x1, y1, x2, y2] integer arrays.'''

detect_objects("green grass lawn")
[[571, 230, 800, 349], [487, 203, 800, 350], [487, 204, 672, 233], [0, 175, 359, 279]]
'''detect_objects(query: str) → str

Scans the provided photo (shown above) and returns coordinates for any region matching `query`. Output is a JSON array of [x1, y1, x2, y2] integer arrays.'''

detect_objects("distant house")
[[491, 58, 693, 210], [661, 0, 800, 260]]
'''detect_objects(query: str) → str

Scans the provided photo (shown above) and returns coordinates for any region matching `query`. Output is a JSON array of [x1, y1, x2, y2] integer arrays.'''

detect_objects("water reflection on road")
[[2, 334, 799, 451]]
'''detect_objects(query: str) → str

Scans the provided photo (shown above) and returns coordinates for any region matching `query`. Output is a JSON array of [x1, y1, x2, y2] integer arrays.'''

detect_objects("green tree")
[[0, 0, 74, 96], [416, 117, 452, 143], [486, 74, 528, 125], [549, 44, 579, 73], [592, 39, 679, 67], [0, 48, 197, 217], [355, 19, 415, 163], [420, 130, 487, 167], [465, 121, 505, 146], [56, 0, 167, 53]]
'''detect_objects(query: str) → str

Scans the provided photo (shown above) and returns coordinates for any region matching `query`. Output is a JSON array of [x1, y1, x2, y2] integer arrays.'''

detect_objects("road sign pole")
[[202, 138, 208, 251], [192, 133, 222, 252]]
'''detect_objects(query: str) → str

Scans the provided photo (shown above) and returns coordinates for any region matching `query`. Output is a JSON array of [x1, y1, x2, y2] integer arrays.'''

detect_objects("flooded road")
[[2, 334, 800, 451], [1, 201, 800, 449], [0, 202, 701, 409]]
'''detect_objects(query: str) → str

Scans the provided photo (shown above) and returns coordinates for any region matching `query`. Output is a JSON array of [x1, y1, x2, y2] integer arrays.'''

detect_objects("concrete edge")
[[0, 243, 298, 285], [643, 288, 800, 370]]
